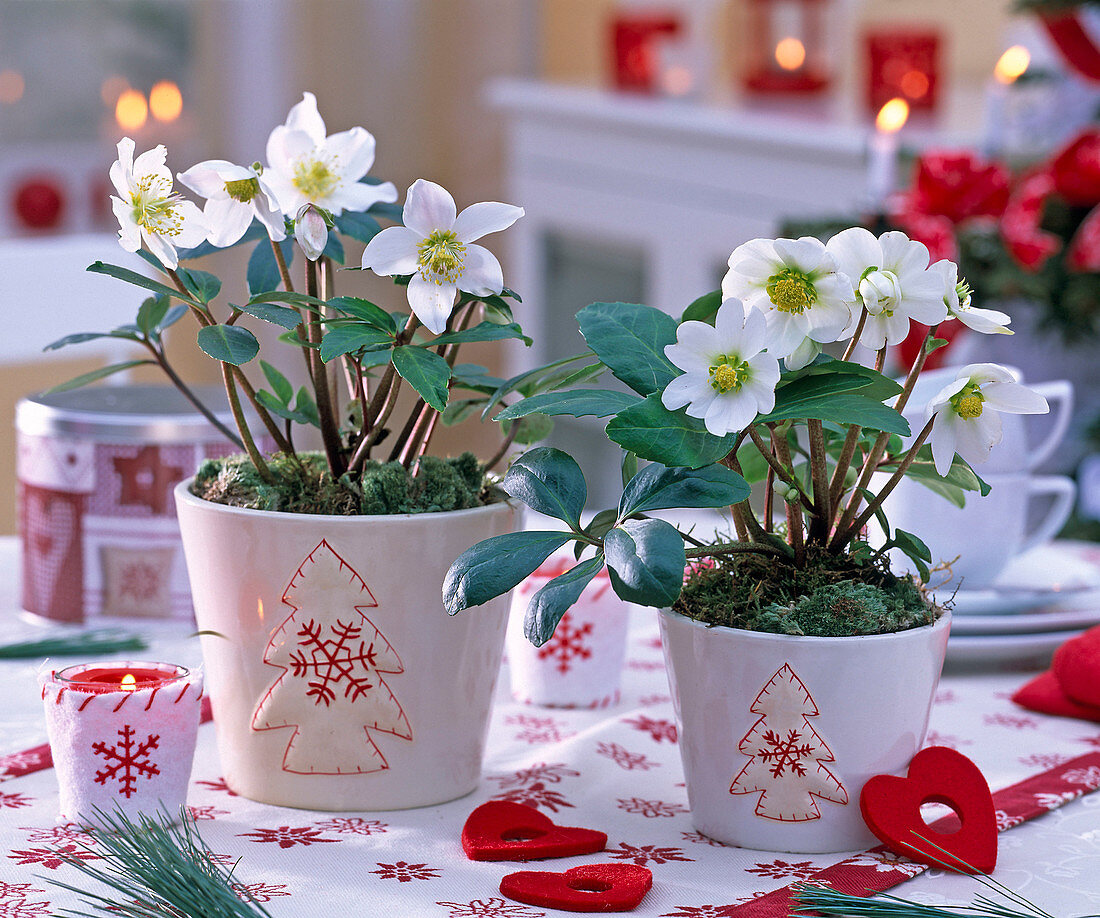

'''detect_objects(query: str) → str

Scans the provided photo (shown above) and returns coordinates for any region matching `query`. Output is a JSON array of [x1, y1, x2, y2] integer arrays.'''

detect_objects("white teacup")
[[878, 472, 1076, 595], [901, 366, 1074, 474]]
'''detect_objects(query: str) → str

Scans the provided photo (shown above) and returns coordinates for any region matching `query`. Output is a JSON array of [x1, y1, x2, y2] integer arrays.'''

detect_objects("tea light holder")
[[41, 660, 202, 825]]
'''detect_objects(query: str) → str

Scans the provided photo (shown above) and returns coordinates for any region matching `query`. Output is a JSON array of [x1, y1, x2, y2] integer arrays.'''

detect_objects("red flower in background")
[[1001, 170, 1061, 272], [908, 152, 1011, 224], [1049, 129, 1100, 206]]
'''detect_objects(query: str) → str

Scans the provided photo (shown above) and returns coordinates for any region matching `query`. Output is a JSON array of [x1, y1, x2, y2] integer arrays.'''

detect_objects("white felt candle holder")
[[41, 660, 203, 825]]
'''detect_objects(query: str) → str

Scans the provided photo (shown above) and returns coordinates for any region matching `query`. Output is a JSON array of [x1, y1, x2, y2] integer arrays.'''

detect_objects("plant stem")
[[746, 424, 814, 513], [685, 541, 785, 559], [483, 419, 520, 473], [828, 424, 862, 513], [841, 307, 869, 362], [305, 259, 346, 477], [771, 425, 804, 565], [807, 419, 831, 544], [221, 364, 274, 483], [763, 462, 775, 533], [270, 238, 294, 294]]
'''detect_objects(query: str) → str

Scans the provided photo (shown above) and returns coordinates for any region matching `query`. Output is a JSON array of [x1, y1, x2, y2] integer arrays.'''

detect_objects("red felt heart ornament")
[[859, 746, 997, 874], [462, 801, 607, 861], [500, 863, 652, 913]]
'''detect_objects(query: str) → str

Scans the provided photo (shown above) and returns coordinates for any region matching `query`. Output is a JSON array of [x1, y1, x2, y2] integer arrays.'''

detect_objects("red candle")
[[55, 662, 190, 694]]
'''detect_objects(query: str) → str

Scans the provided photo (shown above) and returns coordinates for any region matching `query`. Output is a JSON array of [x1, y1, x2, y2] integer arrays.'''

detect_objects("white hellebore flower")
[[361, 179, 524, 334], [722, 236, 855, 362], [924, 363, 1049, 476], [264, 91, 397, 217], [930, 259, 1013, 336], [826, 228, 948, 350], [177, 159, 286, 247], [661, 301, 781, 436], [110, 137, 207, 270]]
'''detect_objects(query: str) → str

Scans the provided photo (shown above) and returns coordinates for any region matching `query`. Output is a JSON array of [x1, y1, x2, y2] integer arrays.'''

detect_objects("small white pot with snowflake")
[[506, 555, 631, 708], [175, 483, 516, 811], [658, 609, 951, 853]]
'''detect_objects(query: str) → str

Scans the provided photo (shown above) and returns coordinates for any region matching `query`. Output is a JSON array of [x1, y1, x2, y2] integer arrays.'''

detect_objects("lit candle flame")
[[994, 45, 1030, 85], [115, 89, 148, 131], [120, 674, 137, 692], [875, 97, 910, 134], [150, 80, 182, 123], [775, 37, 806, 72], [257, 598, 264, 623]]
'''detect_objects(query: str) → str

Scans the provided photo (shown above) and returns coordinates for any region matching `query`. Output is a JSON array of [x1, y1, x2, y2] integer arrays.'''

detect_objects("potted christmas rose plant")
[[49, 93, 545, 811], [445, 227, 1048, 851]]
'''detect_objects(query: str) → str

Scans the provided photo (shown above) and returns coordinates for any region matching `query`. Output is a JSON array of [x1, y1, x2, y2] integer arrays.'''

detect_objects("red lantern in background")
[[744, 0, 831, 94], [12, 176, 64, 230], [611, 12, 682, 94], [865, 29, 941, 115]]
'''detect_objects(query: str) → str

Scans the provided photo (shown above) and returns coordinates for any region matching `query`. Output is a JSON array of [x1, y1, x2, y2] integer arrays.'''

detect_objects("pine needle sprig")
[[48, 807, 272, 918], [0, 629, 147, 659]]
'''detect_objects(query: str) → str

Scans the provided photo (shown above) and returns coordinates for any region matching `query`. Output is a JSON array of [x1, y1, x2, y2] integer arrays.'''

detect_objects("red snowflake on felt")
[[371, 861, 440, 882], [0, 792, 32, 809], [607, 842, 693, 866], [8, 844, 98, 870], [493, 781, 574, 813], [504, 714, 576, 745], [681, 830, 728, 847], [233, 882, 292, 903], [92, 725, 160, 798], [745, 858, 819, 880], [982, 713, 1037, 730], [195, 777, 238, 796], [237, 826, 340, 848], [0, 882, 50, 918], [314, 817, 388, 835], [596, 742, 660, 771], [436, 898, 546, 917], [623, 714, 678, 743], [617, 797, 689, 818], [488, 762, 580, 788], [187, 805, 229, 821], [536, 612, 593, 674]]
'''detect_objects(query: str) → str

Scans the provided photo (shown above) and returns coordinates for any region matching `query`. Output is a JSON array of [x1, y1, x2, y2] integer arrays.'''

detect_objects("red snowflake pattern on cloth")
[[744, 859, 819, 880], [660, 905, 749, 917], [1062, 766, 1100, 789], [233, 882, 292, 903], [487, 762, 580, 788], [371, 861, 441, 882], [626, 659, 665, 672], [1019, 752, 1072, 769], [623, 714, 678, 743], [0, 792, 32, 809], [0, 749, 49, 780], [934, 689, 957, 704], [92, 725, 160, 797], [617, 797, 689, 818], [596, 742, 660, 771], [638, 694, 671, 706], [607, 842, 694, 865], [836, 849, 925, 877], [504, 714, 576, 745], [195, 777, 237, 796], [536, 612, 593, 674], [492, 782, 574, 813], [8, 843, 98, 870], [20, 824, 93, 846], [436, 898, 546, 917], [187, 805, 229, 821], [996, 809, 1025, 831], [237, 826, 341, 848], [922, 731, 971, 749], [681, 830, 729, 847], [315, 817, 388, 835], [982, 713, 1038, 730], [0, 882, 50, 918], [1077, 734, 1100, 749]]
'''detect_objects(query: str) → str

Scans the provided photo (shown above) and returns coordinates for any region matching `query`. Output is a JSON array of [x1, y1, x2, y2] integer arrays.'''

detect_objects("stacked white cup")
[[879, 366, 1076, 600]]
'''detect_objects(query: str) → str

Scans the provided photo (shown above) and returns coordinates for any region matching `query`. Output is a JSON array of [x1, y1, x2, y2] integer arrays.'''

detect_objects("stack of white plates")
[[936, 541, 1100, 666]]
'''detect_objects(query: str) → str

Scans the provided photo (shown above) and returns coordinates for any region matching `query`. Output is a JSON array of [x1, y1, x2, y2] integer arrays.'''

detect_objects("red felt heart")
[[462, 801, 607, 861], [1013, 670, 1100, 723], [1052, 625, 1100, 708], [859, 745, 997, 874], [500, 863, 652, 913]]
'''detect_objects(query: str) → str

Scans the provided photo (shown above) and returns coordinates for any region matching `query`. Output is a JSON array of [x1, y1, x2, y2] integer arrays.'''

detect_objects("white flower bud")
[[858, 269, 901, 316], [295, 203, 328, 261]]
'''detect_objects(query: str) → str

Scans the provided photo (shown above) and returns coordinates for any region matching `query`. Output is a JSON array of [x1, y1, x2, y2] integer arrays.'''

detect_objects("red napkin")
[[1013, 625, 1100, 722]]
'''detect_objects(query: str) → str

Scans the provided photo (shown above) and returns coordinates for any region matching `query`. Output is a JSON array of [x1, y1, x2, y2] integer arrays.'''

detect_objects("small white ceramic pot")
[[659, 609, 951, 853], [175, 482, 515, 811], [507, 557, 630, 708]]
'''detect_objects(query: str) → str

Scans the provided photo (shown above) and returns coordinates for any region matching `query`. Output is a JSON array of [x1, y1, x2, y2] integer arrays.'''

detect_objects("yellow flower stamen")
[[225, 177, 260, 203], [708, 356, 750, 393], [292, 157, 339, 199], [951, 382, 985, 419], [765, 269, 816, 314], [417, 229, 466, 284], [130, 174, 184, 237]]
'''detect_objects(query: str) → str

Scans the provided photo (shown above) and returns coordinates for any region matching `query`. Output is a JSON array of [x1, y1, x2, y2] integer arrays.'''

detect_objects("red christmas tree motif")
[[92, 725, 160, 798], [535, 611, 593, 674], [729, 664, 847, 822], [251, 540, 412, 775]]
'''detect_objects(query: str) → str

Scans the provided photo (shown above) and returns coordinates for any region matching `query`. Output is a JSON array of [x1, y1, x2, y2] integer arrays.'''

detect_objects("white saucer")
[[949, 600, 1100, 635], [944, 628, 1085, 667]]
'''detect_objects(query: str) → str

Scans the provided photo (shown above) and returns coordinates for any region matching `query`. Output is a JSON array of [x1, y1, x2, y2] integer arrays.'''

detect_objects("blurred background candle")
[[867, 96, 909, 210], [41, 660, 202, 825]]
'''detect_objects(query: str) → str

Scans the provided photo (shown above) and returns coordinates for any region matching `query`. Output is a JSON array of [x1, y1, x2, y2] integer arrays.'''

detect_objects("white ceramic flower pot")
[[175, 482, 516, 811], [658, 608, 951, 853]]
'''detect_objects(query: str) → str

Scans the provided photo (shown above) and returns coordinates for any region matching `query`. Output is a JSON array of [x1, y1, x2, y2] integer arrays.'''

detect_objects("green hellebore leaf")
[[196, 324, 259, 366], [606, 395, 739, 469], [577, 301, 679, 396], [391, 345, 451, 411], [501, 447, 588, 531], [619, 464, 750, 519], [443, 530, 574, 613], [604, 518, 685, 608], [495, 389, 641, 421], [524, 556, 606, 647]]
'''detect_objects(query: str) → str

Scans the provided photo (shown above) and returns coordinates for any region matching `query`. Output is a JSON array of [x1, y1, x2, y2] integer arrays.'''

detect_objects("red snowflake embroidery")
[[436, 898, 546, 917], [0, 792, 32, 809], [996, 809, 1025, 831], [617, 797, 689, 818], [0, 882, 50, 918], [982, 713, 1037, 730], [745, 858, 819, 880], [757, 729, 814, 778], [1063, 766, 1100, 789], [92, 725, 160, 797], [8, 844, 98, 870], [607, 843, 693, 865], [638, 694, 671, 706], [626, 660, 665, 671], [0, 748, 49, 779], [20, 824, 93, 846], [1019, 753, 1071, 769], [187, 805, 229, 821], [493, 782, 574, 813], [596, 742, 660, 771], [233, 882, 292, 903], [923, 731, 971, 749], [118, 561, 162, 601], [237, 826, 340, 848], [504, 714, 576, 745], [837, 850, 925, 877], [314, 817, 388, 835], [536, 612, 593, 674], [371, 861, 440, 882], [681, 830, 728, 847], [660, 906, 746, 917], [488, 762, 580, 788], [195, 777, 238, 796], [934, 689, 957, 704], [1077, 734, 1100, 749], [287, 618, 383, 706], [623, 714, 678, 743]]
